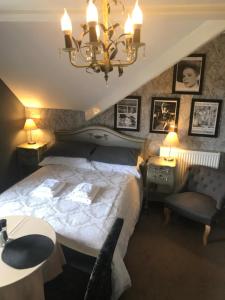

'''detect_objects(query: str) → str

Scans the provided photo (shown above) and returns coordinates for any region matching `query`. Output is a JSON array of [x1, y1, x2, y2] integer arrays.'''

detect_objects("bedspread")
[[0, 163, 141, 299]]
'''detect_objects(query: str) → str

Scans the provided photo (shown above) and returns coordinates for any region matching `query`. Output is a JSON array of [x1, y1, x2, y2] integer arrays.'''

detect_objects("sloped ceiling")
[[0, 1, 225, 120]]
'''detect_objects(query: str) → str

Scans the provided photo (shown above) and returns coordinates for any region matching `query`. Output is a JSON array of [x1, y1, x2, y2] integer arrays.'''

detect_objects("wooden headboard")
[[55, 126, 145, 150]]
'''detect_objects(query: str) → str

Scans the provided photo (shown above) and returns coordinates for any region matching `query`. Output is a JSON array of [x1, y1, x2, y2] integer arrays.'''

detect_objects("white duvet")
[[0, 157, 142, 299]]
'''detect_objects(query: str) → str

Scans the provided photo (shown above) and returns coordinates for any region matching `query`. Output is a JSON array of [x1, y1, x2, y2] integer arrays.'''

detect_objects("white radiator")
[[160, 147, 221, 186]]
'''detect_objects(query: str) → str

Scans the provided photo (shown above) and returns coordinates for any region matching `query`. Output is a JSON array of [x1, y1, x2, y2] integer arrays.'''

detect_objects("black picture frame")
[[114, 96, 141, 131], [150, 97, 180, 134], [172, 54, 206, 95], [188, 99, 222, 137]]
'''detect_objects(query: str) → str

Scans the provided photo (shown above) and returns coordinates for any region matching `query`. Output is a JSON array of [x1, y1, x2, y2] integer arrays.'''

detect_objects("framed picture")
[[150, 97, 180, 134], [114, 96, 141, 131], [188, 99, 222, 137], [172, 54, 206, 95]]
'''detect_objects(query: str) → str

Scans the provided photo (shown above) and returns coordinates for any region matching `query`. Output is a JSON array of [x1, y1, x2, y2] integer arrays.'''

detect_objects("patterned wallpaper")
[[26, 33, 225, 156]]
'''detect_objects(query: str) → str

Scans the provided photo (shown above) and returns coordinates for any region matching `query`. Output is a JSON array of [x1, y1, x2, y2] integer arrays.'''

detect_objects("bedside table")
[[17, 142, 47, 178], [146, 156, 176, 208]]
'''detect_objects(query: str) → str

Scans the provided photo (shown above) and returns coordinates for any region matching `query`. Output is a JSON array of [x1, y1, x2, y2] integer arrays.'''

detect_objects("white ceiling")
[[0, 1, 225, 119]]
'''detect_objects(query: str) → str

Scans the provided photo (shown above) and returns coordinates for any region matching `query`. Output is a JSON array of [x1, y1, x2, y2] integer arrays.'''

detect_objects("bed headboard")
[[55, 126, 145, 150]]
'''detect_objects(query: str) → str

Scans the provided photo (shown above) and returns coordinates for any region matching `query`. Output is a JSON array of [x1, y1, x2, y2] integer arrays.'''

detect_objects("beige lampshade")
[[164, 131, 179, 147], [24, 119, 37, 131]]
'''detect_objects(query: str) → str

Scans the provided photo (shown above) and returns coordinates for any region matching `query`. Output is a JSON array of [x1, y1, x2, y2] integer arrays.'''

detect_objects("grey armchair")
[[164, 165, 225, 246]]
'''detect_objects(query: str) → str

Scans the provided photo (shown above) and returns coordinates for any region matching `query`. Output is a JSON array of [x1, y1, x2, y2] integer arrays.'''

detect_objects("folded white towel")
[[66, 182, 99, 205], [30, 179, 65, 198]]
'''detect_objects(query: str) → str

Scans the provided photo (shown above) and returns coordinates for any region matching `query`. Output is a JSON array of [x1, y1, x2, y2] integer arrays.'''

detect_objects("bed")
[[0, 126, 145, 299]]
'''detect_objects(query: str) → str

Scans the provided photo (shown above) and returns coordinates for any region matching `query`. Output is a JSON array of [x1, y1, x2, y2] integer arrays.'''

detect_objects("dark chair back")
[[183, 165, 225, 209], [84, 218, 124, 300]]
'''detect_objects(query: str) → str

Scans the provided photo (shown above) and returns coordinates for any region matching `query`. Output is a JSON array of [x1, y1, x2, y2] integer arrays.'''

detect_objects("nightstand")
[[146, 156, 176, 209], [17, 142, 48, 178]]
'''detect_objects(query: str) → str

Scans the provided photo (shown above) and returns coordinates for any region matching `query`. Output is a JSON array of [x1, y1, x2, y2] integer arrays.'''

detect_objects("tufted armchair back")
[[182, 165, 225, 210]]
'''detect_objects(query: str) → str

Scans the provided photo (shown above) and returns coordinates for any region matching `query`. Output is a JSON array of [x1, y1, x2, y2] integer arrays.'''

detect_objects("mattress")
[[0, 158, 142, 299]]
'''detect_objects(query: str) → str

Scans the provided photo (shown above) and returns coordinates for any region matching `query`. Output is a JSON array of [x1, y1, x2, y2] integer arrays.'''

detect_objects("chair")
[[163, 165, 225, 246], [44, 218, 124, 300]]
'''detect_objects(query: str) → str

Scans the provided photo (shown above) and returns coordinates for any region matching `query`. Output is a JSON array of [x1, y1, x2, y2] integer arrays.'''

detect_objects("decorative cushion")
[[185, 166, 225, 209], [165, 192, 217, 225], [90, 145, 140, 166], [44, 141, 96, 159]]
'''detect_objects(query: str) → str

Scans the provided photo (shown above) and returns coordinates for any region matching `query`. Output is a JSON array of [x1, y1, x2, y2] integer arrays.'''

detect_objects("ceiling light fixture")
[[61, 0, 145, 82]]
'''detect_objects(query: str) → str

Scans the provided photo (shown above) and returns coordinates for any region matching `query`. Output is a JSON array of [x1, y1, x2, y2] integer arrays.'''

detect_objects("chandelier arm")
[[73, 43, 99, 65], [67, 43, 139, 68], [79, 45, 95, 63], [111, 59, 137, 67], [112, 60, 137, 67], [68, 52, 92, 68], [111, 48, 138, 67], [71, 37, 80, 52]]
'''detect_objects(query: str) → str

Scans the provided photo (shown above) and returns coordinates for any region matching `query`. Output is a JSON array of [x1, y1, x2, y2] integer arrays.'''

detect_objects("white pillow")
[[39, 156, 93, 170]]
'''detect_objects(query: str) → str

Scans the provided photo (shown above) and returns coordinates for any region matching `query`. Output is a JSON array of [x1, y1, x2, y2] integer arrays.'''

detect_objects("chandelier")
[[60, 0, 144, 82]]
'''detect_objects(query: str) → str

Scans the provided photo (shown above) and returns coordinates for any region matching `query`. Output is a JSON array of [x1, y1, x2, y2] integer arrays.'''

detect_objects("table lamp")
[[163, 130, 179, 161], [24, 118, 37, 144]]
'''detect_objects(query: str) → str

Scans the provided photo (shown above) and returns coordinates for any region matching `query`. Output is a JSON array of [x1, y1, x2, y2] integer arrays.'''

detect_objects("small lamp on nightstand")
[[24, 118, 37, 144], [163, 129, 179, 161]]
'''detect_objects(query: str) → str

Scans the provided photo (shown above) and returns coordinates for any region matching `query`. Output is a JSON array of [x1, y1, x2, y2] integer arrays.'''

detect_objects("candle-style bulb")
[[124, 15, 134, 34], [86, 0, 98, 23], [61, 8, 72, 33], [61, 8, 73, 48], [132, 0, 143, 25]]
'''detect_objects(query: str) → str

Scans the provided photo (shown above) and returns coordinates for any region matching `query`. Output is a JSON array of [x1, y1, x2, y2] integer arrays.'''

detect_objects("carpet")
[[120, 204, 225, 300]]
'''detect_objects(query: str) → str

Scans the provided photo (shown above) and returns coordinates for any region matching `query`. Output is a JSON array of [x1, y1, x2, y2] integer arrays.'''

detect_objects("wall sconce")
[[24, 119, 37, 144], [163, 130, 179, 161]]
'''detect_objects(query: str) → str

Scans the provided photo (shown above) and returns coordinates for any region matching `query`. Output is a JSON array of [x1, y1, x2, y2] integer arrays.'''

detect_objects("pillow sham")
[[44, 141, 96, 159], [90, 145, 140, 166], [39, 156, 93, 170]]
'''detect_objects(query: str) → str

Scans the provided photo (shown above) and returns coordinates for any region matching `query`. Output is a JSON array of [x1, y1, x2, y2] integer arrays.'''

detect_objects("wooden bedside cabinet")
[[17, 142, 47, 178], [146, 156, 176, 209]]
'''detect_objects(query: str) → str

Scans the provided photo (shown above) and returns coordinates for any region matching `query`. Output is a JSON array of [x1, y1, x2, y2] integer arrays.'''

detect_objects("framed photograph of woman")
[[114, 96, 141, 131], [188, 99, 222, 137], [172, 54, 206, 95], [150, 97, 180, 134]]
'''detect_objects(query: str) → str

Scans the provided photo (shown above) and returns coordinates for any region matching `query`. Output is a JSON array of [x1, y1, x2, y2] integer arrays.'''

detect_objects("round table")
[[0, 216, 65, 300]]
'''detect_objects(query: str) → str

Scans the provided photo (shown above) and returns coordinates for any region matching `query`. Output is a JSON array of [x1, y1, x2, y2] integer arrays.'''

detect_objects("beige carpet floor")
[[120, 205, 225, 300]]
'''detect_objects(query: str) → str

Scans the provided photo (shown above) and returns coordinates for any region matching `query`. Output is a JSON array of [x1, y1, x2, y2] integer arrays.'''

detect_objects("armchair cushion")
[[184, 166, 225, 209], [165, 192, 218, 225]]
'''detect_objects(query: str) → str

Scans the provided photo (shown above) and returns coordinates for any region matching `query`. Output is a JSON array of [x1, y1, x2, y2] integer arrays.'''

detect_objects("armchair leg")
[[164, 207, 171, 225], [203, 225, 211, 246]]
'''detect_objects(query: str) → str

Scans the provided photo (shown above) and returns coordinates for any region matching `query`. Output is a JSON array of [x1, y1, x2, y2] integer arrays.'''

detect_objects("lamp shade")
[[24, 119, 37, 131], [164, 131, 179, 147]]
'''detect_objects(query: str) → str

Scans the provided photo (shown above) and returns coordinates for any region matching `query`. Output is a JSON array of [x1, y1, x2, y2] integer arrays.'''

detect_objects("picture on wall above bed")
[[188, 99, 222, 137], [172, 54, 206, 95], [150, 97, 180, 134], [114, 96, 141, 131]]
